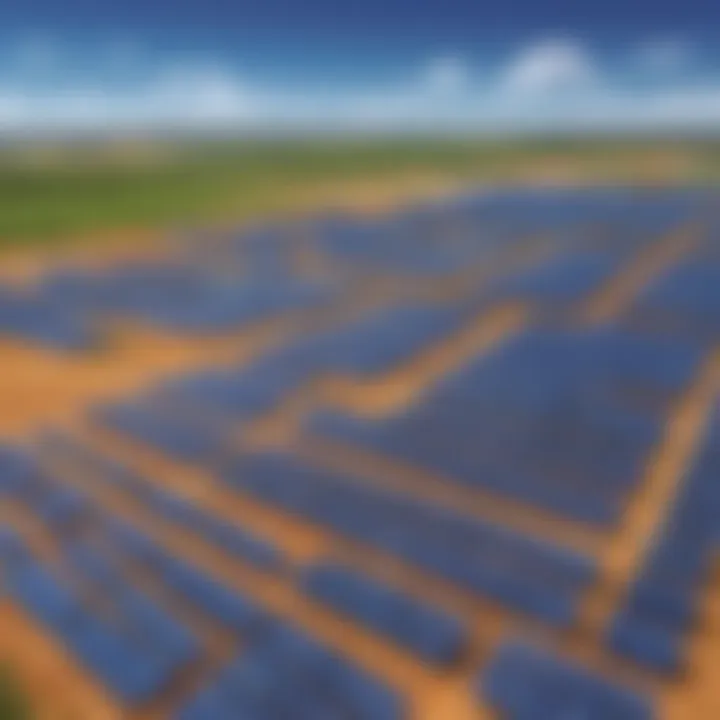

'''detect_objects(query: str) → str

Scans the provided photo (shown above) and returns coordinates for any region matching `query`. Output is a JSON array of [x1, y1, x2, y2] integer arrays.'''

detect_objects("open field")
[[1, 138, 720, 250]]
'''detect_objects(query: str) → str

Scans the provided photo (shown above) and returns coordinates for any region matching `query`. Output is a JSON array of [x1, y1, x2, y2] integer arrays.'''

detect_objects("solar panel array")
[[1, 187, 719, 720]]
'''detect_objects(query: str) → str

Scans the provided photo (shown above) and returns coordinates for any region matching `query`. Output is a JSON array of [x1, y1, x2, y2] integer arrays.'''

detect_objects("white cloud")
[[0, 64, 258, 133], [155, 64, 253, 122], [500, 39, 599, 96], [424, 56, 470, 94]]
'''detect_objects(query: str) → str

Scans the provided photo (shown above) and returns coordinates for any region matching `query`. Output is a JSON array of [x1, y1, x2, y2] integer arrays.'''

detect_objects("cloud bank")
[[0, 36, 718, 135]]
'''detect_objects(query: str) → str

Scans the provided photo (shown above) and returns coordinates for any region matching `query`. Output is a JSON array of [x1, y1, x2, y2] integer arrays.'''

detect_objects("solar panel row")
[[301, 561, 468, 666], [310, 327, 701, 525], [609, 408, 720, 674], [37, 436, 283, 572], [629, 256, 720, 345], [479, 641, 654, 720], [223, 453, 595, 626], [4, 558, 192, 705], [176, 624, 404, 720]]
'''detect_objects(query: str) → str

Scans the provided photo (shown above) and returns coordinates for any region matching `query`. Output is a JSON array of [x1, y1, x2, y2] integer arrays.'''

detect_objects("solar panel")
[[4, 188, 719, 719]]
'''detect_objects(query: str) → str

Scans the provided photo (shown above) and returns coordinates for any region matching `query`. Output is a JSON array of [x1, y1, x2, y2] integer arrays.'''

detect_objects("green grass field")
[[1, 137, 719, 250]]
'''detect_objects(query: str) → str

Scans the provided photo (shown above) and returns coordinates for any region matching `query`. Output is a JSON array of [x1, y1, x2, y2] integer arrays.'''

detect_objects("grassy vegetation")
[[0, 136, 718, 250], [0, 668, 29, 720]]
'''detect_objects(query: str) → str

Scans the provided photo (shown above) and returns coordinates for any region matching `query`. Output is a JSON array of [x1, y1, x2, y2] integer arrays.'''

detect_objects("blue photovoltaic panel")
[[222, 452, 595, 625], [608, 409, 720, 675], [302, 561, 468, 665], [480, 641, 654, 720], [309, 326, 701, 525], [176, 620, 405, 720]]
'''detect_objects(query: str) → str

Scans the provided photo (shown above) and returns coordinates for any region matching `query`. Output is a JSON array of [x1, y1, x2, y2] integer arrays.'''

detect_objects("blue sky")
[[0, 1, 719, 135], [3, 0, 717, 34]]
